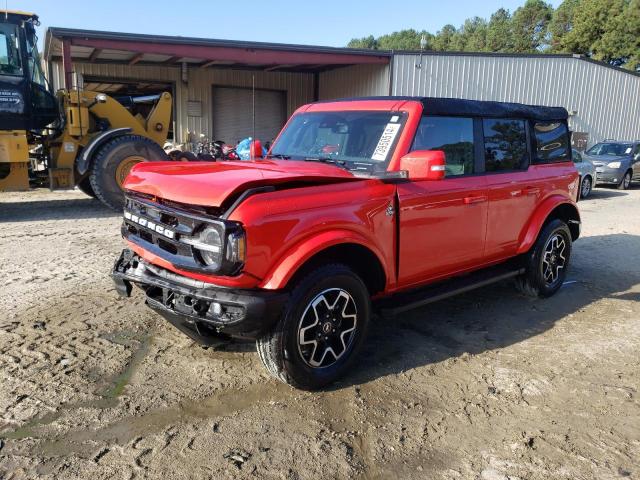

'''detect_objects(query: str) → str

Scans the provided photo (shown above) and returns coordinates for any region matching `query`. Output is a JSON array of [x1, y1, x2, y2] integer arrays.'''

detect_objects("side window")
[[411, 116, 474, 177], [483, 118, 528, 172], [534, 121, 570, 162]]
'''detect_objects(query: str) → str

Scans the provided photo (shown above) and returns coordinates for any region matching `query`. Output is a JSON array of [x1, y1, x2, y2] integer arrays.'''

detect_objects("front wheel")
[[580, 175, 592, 199], [515, 219, 572, 298], [256, 264, 370, 390], [618, 170, 632, 190]]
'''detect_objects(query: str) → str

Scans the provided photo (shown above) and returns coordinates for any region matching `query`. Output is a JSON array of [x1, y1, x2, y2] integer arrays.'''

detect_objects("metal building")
[[44, 28, 640, 148]]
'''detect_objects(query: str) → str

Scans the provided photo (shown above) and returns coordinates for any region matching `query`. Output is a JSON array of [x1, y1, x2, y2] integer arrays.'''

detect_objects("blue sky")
[[20, 0, 562, 48]]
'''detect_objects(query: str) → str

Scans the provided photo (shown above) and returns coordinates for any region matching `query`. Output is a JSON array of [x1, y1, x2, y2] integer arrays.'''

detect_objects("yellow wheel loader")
[[0, 11, 172, 210]]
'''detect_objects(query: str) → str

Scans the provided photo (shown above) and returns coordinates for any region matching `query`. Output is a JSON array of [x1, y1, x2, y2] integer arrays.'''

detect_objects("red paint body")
[[122, 99, 579, 297]]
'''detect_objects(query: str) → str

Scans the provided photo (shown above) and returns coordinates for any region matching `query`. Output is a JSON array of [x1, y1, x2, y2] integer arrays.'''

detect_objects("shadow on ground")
[[0, 196, 119, 222], [587, 188, 628, 200], [332, 233, 640, 388]]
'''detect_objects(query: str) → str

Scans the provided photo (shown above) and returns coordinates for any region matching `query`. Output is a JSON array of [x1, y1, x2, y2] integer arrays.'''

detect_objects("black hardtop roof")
[[326, 96, 568, 121]]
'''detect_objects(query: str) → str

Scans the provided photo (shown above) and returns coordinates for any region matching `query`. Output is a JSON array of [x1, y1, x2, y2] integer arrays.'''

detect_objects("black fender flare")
[[76, 127, 133, 176]]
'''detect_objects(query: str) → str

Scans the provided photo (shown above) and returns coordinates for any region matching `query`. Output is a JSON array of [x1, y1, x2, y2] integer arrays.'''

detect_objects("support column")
[[62, 38, 73, 89]]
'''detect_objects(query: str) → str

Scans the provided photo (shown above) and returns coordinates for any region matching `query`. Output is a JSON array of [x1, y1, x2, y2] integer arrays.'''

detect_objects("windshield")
[[268, 111, 407, 172], [586, 142, 633, 156], [0, 23, 22, 76]]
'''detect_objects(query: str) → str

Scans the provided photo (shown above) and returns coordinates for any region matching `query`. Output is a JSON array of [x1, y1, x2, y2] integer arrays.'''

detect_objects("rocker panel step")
[[376, 262, 525, 316]]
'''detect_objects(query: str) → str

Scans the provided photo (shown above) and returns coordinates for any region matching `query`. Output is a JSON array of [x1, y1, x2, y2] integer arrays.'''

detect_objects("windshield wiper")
[[304, 157, 350, 168], [266, 153, 291, 159]]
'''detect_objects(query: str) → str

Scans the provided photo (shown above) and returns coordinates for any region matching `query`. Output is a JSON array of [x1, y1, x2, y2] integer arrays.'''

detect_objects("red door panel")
[[397, 176, 488, 288], [484, 170, 542, 261]]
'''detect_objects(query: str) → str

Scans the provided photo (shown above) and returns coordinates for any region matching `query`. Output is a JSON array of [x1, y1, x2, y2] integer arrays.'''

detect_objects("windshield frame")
[[586, 142, 633, 156], [268, 110, 409, 173]]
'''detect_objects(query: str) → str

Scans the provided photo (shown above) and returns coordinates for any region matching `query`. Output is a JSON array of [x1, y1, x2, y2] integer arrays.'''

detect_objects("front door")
[[397, 115, 488, 288]]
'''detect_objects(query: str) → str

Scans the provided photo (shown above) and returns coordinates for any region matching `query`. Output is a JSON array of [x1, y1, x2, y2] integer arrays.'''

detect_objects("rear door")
[[397, 115, 488, 287], [483, 118, 540, 262]]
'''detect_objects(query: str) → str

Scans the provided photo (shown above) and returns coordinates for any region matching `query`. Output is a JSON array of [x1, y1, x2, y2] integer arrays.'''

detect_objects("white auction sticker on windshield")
[[371, 123, 401, 161]]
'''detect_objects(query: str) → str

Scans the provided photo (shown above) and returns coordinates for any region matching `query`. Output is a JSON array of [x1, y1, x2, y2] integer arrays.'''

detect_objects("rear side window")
[[411, 116, 474, 176], [483, 118, 528, 172], [534, 122, 570, 162]]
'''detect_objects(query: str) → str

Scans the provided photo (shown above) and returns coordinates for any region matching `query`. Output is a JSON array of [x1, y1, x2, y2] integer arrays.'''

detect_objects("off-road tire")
[[256, 264, 370, 390], [76, 176, 96, 198], [89, 135, 167, 211], [617, 170, 632, 190], [515, 219, 572, 298]]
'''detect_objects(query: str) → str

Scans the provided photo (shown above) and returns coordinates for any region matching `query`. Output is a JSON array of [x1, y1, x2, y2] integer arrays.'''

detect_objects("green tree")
[[432, 24, 459, 51], [595, 0, 630, 66], [486, 8, 514, 51], [562, 0, 629, 64], [548, 0, 581, 51], [347, 35, 379, 50], [456, 17, 489, 51], [624, 0, 640, 69], [344, 0, 639, 70], [511, 0, 554, 52], [377, 29, 433, 50]]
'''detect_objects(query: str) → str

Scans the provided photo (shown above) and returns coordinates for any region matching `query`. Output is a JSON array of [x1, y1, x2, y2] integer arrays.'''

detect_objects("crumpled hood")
[[123, 160, 359, 208]]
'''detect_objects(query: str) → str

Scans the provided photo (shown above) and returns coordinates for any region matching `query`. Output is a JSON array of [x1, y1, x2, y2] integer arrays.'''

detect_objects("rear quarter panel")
[[517, 161, 580, 253]]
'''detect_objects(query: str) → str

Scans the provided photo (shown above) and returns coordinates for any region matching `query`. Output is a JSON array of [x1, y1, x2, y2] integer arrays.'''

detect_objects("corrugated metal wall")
[[49, 62, 314, 143], [392, 54, 640, 145], [319, 64, 389, 100]]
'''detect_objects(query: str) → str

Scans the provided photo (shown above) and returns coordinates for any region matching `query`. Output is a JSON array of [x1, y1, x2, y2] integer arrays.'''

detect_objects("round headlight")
[[198, 226, 222, 268]]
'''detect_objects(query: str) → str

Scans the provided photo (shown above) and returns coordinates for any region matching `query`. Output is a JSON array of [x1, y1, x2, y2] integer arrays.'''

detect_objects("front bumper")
[[595, 168, 624, 185], [111, 249, 288, 343]]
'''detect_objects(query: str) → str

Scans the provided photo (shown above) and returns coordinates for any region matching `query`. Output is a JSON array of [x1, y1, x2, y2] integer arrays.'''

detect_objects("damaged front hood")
[[122, 160, 360, 208]]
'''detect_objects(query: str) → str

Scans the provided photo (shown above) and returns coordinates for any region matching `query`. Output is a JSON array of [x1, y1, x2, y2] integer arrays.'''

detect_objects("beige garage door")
[[211, 86, 286, 145]]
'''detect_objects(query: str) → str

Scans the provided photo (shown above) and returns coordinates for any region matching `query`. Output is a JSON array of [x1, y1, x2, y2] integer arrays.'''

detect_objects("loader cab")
[[0, 11, 58, 132]]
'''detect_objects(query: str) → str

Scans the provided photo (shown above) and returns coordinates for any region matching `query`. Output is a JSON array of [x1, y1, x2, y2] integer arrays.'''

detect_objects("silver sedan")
[[573, 149, 596, 199]]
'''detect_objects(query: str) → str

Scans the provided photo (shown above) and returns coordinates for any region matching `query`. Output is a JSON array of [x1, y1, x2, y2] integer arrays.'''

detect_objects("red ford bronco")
[[112, 97, 581, 390]]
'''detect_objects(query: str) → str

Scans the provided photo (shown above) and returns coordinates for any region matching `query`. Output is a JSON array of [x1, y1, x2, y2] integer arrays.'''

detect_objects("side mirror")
[[250, 139, 264, 159], [399, 150, 446, 180]]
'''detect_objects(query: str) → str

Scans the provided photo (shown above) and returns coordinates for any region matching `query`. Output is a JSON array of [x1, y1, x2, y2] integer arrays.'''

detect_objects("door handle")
[[523, 187, 540, 196], [463, 195, 487, 205]]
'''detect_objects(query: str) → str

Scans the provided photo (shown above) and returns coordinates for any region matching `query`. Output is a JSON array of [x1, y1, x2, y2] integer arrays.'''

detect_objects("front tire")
[[256, 264, 370, 390], [515, 219, 572, 298], [618, 170, 632, 190], [89, 135, 168, 211], [580, 175, 592, 199]]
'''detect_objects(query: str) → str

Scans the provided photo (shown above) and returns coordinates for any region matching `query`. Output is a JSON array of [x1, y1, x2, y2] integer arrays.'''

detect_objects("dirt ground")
[[0, 186, 638, 480]]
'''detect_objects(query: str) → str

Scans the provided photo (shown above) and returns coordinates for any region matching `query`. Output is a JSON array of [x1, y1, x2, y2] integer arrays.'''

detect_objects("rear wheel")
[[618, 170, 632, 190], [256, 264, 370, 390], [515, 219, 572, 298], [89, 135, 167, 210]]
